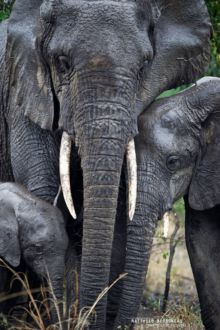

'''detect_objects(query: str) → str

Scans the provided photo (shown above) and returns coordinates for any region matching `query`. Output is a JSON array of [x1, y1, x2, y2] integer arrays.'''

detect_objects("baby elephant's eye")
[[166, 155, 181, 172]]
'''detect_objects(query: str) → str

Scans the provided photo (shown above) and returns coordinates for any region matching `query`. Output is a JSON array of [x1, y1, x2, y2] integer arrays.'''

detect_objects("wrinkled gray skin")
[[0, 0, 211, 328], [0, 182, 68, 320], [135, 77, 220, 330]]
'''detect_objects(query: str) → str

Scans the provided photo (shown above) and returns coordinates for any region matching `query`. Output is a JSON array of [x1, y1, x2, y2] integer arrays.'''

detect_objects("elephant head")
[[5, 0, 211, 327], [120, 77, 220, 328], [136, 77, 220, 212], [0, 182, 68, 321]]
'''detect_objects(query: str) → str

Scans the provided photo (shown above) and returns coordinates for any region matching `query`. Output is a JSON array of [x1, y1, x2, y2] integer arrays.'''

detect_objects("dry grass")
[[0, 260, 127, 330], [75, 273, 127, 330], [0, 258, 77, 329], [0, 257, 203, 330], [135, 297, 203, 330], [164, 300, 203, 327]]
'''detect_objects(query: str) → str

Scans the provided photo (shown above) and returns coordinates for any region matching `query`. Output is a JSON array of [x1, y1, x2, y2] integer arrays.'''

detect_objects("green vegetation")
[[173, 199, 185, 218], [0, 8, 10, 21], [206, 0, 220, 76], [0, 1, 12, 22]]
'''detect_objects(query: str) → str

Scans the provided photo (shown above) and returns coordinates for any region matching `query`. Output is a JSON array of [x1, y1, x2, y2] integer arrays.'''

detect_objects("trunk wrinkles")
[[115, 168, 160, 328], [73, 70, 136, 329]]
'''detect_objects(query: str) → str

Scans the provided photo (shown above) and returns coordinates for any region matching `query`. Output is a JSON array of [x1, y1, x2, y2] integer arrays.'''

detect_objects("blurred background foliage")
[[206, 0, 220, 76], [0, 1, 12, 21]]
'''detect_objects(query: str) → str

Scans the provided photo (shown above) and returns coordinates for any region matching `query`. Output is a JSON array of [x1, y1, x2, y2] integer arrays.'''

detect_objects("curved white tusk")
[[127, 139, 137, 221], [59, 132, 77, 219]]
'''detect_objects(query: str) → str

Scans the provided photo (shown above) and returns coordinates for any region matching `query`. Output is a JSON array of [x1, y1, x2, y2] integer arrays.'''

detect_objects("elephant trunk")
[[47, 260, 66, 324], [57, 68, 138, 327], [70, 70, 137, 328], [80, 137, 124, 328], [115, 165, 165, 327]]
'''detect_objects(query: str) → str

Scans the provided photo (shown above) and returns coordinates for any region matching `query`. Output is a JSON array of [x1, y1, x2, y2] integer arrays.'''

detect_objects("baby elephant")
[[135, 77, 220, 330], [0, 182, 68, 319]]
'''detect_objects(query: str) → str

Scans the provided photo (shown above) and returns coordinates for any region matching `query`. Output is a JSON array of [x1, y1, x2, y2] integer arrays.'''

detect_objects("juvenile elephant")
[[0, 0, 211, 328], [133, 77, 220, 329], [0, 182, 68, 320]]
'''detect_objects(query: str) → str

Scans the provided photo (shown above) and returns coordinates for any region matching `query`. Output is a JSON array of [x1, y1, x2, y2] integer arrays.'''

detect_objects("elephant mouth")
[[59, 131, 137, 221]]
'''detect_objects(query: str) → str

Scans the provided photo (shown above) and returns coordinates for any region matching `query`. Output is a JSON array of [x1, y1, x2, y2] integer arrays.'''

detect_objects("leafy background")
[[0, 1, 12, 22], [206, 0, 220, 76]]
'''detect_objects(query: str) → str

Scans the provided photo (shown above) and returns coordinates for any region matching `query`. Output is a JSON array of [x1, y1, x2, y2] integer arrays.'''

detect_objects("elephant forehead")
[[139, 107, 197, 156], [54, 1, 139, 33], [140, 97, 187, 137], [48, 1, 151, 62], [61, 1, 138, 22], [151, 123, 199, 161]]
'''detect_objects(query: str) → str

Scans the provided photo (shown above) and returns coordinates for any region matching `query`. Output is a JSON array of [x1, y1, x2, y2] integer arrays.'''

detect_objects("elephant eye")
[[56, 55, 71, 74], [166, 155, 181, 172], [139, 50, 153, 79]]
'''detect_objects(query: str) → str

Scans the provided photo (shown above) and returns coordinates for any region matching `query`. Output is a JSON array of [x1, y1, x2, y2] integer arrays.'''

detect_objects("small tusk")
[[53, 185, 62, 207], [163, 212, 170, 238], [127, 139, 137, 221], [59, 132, 77, 219]]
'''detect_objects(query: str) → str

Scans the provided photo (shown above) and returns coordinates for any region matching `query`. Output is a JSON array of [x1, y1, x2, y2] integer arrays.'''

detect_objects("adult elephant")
[[134, 77, 220, 329], [0, 0, 211, 328]]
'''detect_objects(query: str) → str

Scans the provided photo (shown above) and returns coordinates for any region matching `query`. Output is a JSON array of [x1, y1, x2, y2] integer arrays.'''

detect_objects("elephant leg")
[[10, 115, 60, 203], [32, 257, 66, 324], [185, 197, 220, 330], [65, 237, 81, 319]]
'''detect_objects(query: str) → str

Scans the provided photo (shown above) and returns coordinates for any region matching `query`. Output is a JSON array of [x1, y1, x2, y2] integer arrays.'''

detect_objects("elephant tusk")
[[59, 132, 77, 220], [53, 185, 61, 207], [127, 139, 137, 221]]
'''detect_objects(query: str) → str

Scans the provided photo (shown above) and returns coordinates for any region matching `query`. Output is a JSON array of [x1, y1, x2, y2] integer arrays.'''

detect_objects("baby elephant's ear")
[[0, 207, 20, 267], [188, 78, 220, 211]]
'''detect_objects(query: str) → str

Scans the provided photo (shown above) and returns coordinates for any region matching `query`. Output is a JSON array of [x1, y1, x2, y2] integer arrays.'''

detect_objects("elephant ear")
[[187, 78, 220, 211], [6, 0, 55, 130], [138, 0, 211, 112], [0, 204, 20, 267]]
